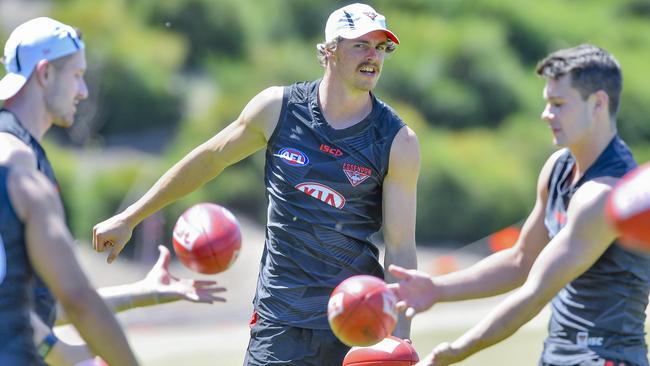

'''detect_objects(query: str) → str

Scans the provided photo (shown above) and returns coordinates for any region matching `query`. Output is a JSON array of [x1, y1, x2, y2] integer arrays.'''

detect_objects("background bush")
[[5, 0, 648, 252]]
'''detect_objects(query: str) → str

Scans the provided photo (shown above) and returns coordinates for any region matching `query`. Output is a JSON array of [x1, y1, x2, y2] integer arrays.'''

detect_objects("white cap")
[[0, 17, 84, 100], [325, 3, 399, 45]]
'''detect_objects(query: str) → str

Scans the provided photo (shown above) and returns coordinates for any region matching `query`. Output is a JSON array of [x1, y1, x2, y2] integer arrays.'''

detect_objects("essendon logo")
[[275, 148, 309, 166], [295, 182, 346, 209], [364, 12, 378, 20], [320, 144, 344, 157], [343, 163, 372, 187]]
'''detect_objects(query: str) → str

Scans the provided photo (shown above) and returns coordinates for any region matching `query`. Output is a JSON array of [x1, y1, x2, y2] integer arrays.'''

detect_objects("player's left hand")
[[415, 342, 465, 366], [141, 245, 226, 304]]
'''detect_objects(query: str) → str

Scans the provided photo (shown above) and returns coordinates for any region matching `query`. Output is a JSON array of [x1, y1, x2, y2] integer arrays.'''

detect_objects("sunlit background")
[[3, 0, 650, 364]]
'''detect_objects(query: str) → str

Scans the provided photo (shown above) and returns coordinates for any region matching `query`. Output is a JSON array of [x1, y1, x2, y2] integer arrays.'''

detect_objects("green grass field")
[[137, 323, 650, 365], [142, 326, 547, 365]]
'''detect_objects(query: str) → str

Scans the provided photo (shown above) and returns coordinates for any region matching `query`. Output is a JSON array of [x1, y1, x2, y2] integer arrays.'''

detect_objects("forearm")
[[434, 248, 528, 302], [384, 243, 417, 339], [451, 286, 546, 360], [61, 289, 138, 366], [98, 280, 180, 311], [56, 282, 160, 327]]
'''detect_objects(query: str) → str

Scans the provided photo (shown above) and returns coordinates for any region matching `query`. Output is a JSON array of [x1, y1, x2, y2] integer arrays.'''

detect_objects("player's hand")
[[387, 265, 439, 318], [415, 342, 465, 366], [92, 213, 133, 263], [141, 245, 226, 304]]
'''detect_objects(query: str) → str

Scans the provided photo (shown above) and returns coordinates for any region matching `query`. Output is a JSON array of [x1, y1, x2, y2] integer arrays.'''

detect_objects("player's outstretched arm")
[[395, 152, 564, 314], [414, 178, 619, 366], [54, 245, 226, 325], [9, 168, 139, 366], [93, 86, 284, 263], [382, 126, 420, 339]]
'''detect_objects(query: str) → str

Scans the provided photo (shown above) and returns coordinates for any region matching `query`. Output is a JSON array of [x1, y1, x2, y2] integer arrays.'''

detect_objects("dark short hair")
[[536, 44, 622, 117]]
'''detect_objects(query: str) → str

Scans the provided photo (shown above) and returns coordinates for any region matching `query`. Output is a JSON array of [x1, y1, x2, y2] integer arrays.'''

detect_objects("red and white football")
[[606, 162, 650, 252], [328, 275, 398, 347], [343, 335, 419, 366], [172, 203, 242, 274]]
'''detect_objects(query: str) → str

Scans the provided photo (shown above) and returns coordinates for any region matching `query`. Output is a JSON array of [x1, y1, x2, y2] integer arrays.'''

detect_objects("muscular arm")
[[0, 133, 38, 169], [442, 178, 619, 363], [9, 169, 139, 366], [54, 245, 225, 326], [389, 151, 563, 318], [383, 126, 420, 339], [93, 86, 284, 262], [431, 151, 564, 303]]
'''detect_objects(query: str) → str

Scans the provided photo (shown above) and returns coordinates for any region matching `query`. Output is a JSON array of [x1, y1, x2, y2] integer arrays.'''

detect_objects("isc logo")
[[276, 148, 309, 166], [295, 182, 346, 209], [320, 144, 343, 157]]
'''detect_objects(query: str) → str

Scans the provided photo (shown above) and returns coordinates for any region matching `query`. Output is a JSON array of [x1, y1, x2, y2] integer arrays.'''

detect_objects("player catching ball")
[[389, 45, 650, 366]]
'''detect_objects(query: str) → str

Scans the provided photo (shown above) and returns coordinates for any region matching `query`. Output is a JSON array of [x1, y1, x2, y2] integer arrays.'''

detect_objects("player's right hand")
[[387, 264, 440, 318], [415, 342, 467, 366], [92, 213, 133, 264]]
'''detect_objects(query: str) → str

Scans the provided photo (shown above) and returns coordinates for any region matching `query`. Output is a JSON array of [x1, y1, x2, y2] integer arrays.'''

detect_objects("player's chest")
[[268, 122, 384, 205]]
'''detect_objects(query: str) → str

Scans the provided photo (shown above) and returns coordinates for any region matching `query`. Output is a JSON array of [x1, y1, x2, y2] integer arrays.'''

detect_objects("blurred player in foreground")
[[390, 44, 650, 366], [0, 17, 225, 365], [0, 166, 139, 365], [37, 245, 225, 366], [93, 3, 419, 365]]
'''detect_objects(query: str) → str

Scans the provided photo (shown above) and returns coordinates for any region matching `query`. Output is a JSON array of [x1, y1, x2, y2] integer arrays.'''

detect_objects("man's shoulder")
[[282, 80, 319, 104], [0, 134, 37, 169], [370, 93, 405, 126], [7, 167, 56, 210], [569, 178, 615, 220]]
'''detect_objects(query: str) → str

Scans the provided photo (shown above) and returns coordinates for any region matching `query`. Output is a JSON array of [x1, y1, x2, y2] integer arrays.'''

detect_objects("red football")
[[328, 275, 398, 347], [172, 203, 242, 274], [343, 335, 419, 366], [606, 162, 650, 252]]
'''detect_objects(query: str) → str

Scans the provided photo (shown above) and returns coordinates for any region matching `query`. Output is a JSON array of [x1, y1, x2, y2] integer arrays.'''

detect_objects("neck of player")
[[318, 76, 373, 130]]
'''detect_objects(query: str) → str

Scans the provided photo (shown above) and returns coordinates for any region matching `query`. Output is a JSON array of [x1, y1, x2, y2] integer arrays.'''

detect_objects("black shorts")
[[539, 358, 634, 366], [244, 312, 350, 366]]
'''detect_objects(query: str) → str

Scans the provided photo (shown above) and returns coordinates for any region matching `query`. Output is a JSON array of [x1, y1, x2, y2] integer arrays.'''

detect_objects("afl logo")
[[276, 148, 309, 166], [295, 182, 346, 209]]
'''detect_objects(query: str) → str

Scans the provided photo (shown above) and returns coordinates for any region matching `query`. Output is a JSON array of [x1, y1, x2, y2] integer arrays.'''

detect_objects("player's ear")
[[34, 60, 52, 87], [591, 90, 609, 117]]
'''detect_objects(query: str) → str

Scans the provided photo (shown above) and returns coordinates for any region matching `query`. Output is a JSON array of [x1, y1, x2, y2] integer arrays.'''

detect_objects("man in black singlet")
[[389, 45, 650, 366], [93, 3, 419, 365], [0, 166, 139, 365]]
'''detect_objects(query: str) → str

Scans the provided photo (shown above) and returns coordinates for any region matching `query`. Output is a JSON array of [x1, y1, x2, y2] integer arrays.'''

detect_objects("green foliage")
[[136, 0, 246, 67], [381, 14, 530, 129], [51, 0, 186, 137], [416, 127, 542, 243], [23, 0, 650, 249]]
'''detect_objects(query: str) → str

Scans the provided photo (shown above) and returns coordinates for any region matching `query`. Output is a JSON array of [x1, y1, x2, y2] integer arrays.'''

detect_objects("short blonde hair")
[[316, 37, 342, 67]]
